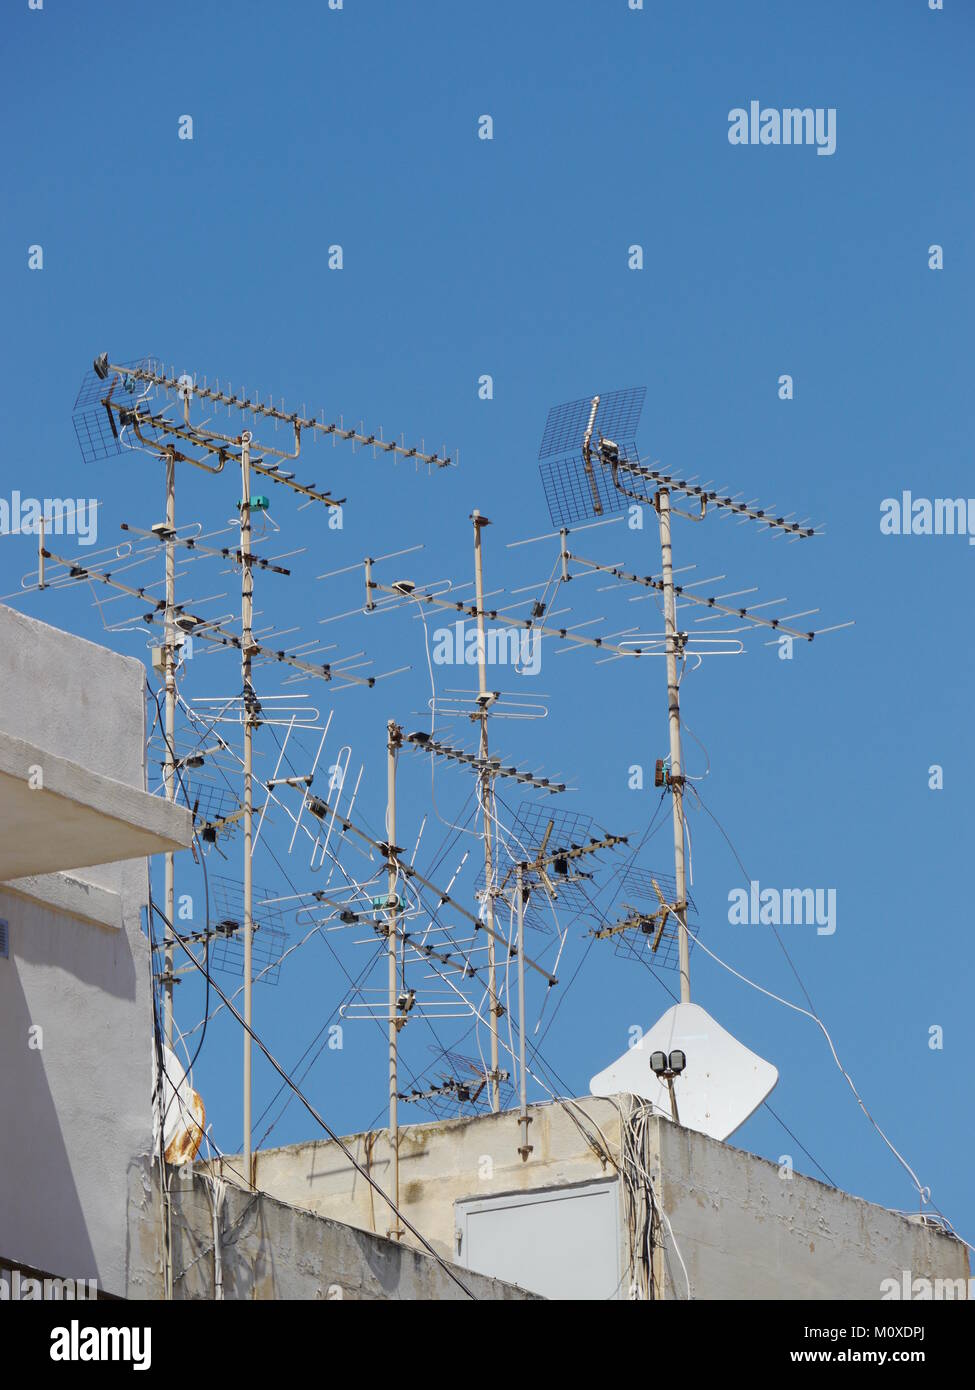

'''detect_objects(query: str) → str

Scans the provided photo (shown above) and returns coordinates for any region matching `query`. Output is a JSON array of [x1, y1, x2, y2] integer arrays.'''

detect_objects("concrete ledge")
[[0, 872, 123, 930], [0, 730, 193, 881]]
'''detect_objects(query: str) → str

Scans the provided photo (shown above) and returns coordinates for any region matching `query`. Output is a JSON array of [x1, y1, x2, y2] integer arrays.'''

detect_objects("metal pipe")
[[163, 449, 177, 1049], [516, 864, 532, 1159], [240, 431, 255, 1187], [559, 528, 570, 583], [472, 510, 501, 1113], [581, 395, 603, 515], [279, 786, 558, 981], [386, 720, 403, 1238], [656, 490, 690, 1003]]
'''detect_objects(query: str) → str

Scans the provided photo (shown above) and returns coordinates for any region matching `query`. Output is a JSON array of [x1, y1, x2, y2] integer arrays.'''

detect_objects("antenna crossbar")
[[614, 459, 816, 537], [120, 522, 292, 576], [109, 403, 346, 508], [367, 576, 659, 659], [103, 361, 451, 467], [157, 616, 377, 688], [301, 793, 558, 984], [38, 549, 375, 687], [564, 548, 815, 641], [404, 732, 565, 792]]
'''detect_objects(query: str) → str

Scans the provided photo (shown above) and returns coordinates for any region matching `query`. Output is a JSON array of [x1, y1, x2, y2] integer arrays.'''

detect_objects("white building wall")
[[0, 604, 155, 1296], [653, 1121, 967, 1300]]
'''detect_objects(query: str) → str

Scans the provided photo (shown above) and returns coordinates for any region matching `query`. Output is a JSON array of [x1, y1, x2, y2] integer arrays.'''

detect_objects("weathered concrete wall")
[[208, 1101, 968, 1300], [652, 1119, 969, 1299], [126, 1159, 540, 1300], [0, 604, 154, 1297], [207, 1097, 624, 1266]]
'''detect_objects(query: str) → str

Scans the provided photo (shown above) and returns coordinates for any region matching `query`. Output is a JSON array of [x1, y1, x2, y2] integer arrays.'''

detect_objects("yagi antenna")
[[362, 510, 603, 1121], [62, 349, 456, 1191], [80, 354, 451, 469], [591, 867, 698, 973], [404, 732, 568, 794], [536, 384, 850, 1138], [538, 384, 852, 1007], [399, 1046, 515, 1118], [478, 797, 627, 1157]]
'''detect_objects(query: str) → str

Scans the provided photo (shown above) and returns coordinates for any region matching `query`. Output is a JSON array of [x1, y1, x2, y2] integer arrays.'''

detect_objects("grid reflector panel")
[[538, 387, 646, 461], [540, 451, 632, 527], [605, 867, 697, 972], [72, 356, 160, 463], [206, 876, 288, 985]]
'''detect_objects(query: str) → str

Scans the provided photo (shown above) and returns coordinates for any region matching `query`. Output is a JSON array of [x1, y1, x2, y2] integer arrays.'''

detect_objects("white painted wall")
[[0, 604, 154, 1296]]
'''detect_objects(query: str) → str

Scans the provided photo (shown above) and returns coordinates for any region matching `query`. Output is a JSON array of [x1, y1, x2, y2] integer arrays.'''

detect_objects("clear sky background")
[[3, 0, 973, 1259]]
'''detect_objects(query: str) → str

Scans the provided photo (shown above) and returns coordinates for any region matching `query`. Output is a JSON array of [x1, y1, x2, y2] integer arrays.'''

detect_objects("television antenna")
[[536, 385, 852, 1132], [348, 501, 711, 1132], [62, 351, 453, 1186], [491, 802, 628, 1158], [400, 1046, 516, 1118], [592, 866, 697, 973], [354, 510, 636, 1115]]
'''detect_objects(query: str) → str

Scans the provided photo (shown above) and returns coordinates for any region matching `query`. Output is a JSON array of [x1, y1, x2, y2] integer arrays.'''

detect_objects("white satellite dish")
[[589, 1001, 777, 1141], [154, 1045, 206, 1165]]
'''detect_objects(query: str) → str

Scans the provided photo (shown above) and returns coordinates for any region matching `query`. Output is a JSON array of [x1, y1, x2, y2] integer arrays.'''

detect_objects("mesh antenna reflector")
[[206, 875, 288, 986], [478, 800, 595, 893], [481, 800, 602, 934], [538, 387, 646, 462], [72, 356, 160, 464], [604, 866, 697, 973], [540, 456, 629, 528], [503, 800, 594, 858], [537, 386, 646, 527]]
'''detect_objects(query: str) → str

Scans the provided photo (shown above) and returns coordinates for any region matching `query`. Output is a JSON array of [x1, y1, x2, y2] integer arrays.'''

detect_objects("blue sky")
[[3, 0, 973, 1255]]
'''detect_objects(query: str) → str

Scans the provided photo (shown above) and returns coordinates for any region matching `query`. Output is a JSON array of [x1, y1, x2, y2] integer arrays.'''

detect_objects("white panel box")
[[454, 1178, 622, 1300]]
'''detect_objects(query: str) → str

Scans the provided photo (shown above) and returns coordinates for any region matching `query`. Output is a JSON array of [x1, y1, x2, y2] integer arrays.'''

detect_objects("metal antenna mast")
[[68, 350, 452, 1187], [656, 488, 690, 1001], [536, 384, 851, 1006], [492, 814, 627, 1156], [472, 510, 502, 1112], [515, 863, 528, 1153], [162, 446, 178, 1044], [239, 429, 257, 1185], [385, 719, 404, 1238], [610, 452, 818, 1004]]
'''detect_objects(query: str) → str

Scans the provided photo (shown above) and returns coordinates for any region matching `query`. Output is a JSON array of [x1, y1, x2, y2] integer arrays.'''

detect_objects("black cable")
[[146, 679, 212, 1083], [252, 942, 386, 1147], [762, 1101, 837, 1188]]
